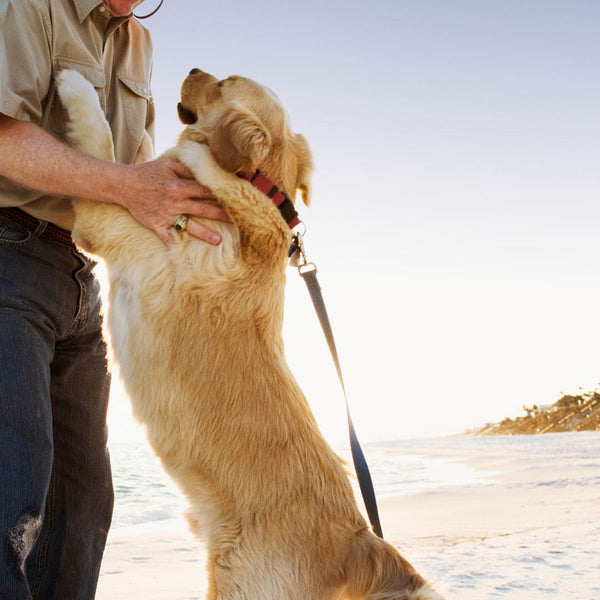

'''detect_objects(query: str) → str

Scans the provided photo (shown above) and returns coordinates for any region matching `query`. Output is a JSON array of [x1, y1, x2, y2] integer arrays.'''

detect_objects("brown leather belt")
[[0, 207, 74, 246]]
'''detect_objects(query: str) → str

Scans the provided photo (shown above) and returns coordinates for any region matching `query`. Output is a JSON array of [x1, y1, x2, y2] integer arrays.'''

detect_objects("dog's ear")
[[209, 105, 272, 173], [292, 133, 313, 206]]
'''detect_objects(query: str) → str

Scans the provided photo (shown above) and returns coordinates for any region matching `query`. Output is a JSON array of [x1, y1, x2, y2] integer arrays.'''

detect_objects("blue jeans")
[[0, 213, 114, 599]]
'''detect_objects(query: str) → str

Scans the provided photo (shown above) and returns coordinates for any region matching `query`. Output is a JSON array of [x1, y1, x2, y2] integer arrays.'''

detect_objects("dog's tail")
[[343, 529, 443, 600]]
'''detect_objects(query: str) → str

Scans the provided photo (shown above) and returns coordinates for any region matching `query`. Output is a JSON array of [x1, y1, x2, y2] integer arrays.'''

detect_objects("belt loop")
[[33, 220, 48, 239]]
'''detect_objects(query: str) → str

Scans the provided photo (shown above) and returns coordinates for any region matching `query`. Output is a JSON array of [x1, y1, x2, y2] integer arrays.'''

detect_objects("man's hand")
[[120, 158, 229, 246], [0, 115, 229, 246]]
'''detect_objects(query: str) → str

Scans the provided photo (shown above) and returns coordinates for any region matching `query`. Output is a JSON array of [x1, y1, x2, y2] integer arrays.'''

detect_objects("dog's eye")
[[217, 81, 224, 87]]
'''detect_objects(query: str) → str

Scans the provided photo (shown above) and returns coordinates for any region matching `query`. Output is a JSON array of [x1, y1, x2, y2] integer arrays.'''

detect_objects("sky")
[[108, 0, 600, 444]]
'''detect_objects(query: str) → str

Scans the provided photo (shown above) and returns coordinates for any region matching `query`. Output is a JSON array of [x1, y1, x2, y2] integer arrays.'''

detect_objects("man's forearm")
[[0, 114, 129, 206], [0, 114, 227, 245]]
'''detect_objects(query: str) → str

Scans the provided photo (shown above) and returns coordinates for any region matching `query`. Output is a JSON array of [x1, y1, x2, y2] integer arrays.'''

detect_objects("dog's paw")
[[173, 141, 228, 190], [55, 69, 100, 111], [55, 69, 115, 161]]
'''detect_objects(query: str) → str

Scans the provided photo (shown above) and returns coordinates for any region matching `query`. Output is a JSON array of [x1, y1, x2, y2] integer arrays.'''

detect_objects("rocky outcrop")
[[475, 391, 600, 435]]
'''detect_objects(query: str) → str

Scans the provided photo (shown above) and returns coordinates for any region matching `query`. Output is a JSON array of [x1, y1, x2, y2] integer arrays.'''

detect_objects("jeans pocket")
[[0, 216, 32, 245]]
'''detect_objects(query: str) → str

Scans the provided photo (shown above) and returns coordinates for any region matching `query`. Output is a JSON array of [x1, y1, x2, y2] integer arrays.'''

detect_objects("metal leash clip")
[[289, 224, 317, 275]]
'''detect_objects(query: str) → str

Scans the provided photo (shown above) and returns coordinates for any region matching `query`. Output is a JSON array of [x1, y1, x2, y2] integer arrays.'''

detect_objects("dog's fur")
[[55, 68, 444, 600]]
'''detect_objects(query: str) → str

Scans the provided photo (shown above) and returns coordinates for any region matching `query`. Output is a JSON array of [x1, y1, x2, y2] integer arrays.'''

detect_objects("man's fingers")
[[184, 200, 230, 222], [178, 179, 214, 200], [186, 217, 222, 245], [156, 226, 175, 248], [167, 159, 195, 180], [170, 203, 229, 245], [168, 160, 218, 201]]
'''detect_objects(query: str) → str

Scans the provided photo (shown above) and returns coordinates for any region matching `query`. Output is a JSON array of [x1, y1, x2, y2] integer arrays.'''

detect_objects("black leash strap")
[[293, 236, 384, 538]]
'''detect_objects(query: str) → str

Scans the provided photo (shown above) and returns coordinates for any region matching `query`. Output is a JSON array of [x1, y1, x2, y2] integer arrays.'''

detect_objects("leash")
[[238, 169, 383, 537], [290, 232, 384, 539]]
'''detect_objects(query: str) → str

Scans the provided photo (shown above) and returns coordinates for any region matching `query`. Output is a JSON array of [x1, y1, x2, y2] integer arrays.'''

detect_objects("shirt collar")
[[72, 0, 102, 22], [72, 0, 132, 24]]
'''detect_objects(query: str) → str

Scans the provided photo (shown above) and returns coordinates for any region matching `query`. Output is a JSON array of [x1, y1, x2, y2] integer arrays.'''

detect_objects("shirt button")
[[99, 5, 106, 12]]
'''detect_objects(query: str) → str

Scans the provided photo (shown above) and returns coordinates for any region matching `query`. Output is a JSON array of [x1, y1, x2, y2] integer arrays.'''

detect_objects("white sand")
[[96, 433, 600, 599]]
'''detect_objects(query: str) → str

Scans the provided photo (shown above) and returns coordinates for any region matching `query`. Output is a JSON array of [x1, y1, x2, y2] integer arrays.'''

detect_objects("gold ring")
[[173, 214, 189, 232]]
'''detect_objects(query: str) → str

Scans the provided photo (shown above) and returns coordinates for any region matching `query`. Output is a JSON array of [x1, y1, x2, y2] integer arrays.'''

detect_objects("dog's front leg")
[[171, 142, 291, 266], [55, 69, 158, 258], [55, 69, 115, 162]]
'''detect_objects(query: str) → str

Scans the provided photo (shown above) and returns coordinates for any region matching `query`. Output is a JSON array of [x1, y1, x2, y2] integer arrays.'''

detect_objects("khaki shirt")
[[0, 0, 154, 229]]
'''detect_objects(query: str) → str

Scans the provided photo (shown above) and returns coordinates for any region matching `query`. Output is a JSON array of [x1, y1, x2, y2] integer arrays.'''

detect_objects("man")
[[0, 1, 225, 597]]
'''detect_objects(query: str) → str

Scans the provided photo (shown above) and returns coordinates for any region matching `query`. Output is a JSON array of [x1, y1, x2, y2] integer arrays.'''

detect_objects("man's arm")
[[0, 114, 227, 245]]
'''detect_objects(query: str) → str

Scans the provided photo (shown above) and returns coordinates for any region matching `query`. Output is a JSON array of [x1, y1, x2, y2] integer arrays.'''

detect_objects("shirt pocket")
[[117, 74, 151, 144]]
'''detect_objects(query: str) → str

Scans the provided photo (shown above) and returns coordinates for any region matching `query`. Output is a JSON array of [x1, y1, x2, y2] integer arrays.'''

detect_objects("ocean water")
[[107, 430, 600, 532], [108, 435, 487, 531], [109, 439, 180, 530]]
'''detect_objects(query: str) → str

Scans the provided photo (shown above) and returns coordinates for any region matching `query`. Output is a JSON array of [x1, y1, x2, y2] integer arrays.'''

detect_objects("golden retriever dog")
[[55, 68, 444, 600]]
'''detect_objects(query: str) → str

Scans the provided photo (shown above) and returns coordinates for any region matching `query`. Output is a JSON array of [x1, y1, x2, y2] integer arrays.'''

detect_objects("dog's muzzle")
[[177, 102, 197, 125]]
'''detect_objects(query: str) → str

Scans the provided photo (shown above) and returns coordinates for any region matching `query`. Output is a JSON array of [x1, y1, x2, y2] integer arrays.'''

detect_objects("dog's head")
[[177, 69, 312, 205]]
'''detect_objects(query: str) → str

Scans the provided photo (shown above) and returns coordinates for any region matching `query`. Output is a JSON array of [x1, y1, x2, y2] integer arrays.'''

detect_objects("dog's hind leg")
[[343, 529, 444, 600]]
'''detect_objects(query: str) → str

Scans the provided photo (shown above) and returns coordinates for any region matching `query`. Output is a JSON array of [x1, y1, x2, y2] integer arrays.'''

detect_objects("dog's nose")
[[189, 68, 203, 75]]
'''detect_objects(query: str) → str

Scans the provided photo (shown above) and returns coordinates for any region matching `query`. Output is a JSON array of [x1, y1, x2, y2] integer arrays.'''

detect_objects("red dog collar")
[[237, 170, 300, 229]]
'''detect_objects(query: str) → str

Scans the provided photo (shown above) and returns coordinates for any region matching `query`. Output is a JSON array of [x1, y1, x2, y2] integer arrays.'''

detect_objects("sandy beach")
[[96, 432, 600, 599]]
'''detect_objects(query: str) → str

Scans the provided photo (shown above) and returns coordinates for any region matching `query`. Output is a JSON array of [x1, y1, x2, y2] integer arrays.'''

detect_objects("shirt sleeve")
[[0, 0, 52, 124]]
